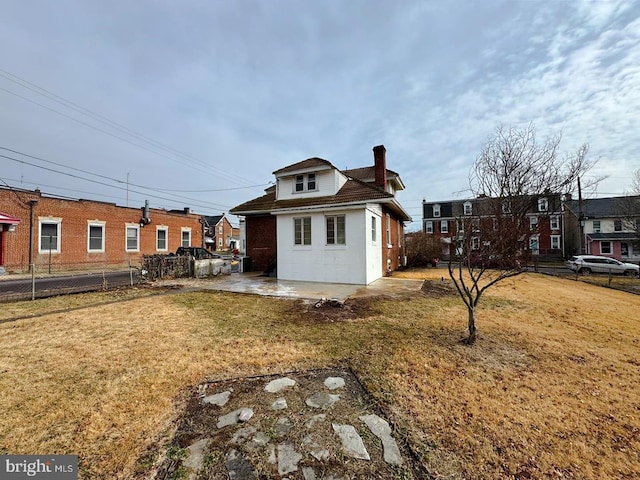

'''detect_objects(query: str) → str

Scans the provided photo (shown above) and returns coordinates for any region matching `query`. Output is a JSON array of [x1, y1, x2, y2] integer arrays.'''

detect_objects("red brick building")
[[0, 187, 203, 273]]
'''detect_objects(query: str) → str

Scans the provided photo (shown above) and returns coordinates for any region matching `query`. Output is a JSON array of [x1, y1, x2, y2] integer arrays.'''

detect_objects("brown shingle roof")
[[230, 178, 395, 215], [273, 158, 334, 175], [342, 166, 400, 182]]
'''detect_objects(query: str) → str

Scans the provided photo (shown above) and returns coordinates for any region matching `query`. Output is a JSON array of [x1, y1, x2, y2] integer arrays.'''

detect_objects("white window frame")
[[425, 220, 433, 234], [550, 215, 560, 230], [371, 216, 377, 243], [181, 228, 191, 247], [529, 235, 540, 254], [551, 235, 561, 250], [87, 221, 106, 253], [440, 220, 448, 234], [219, 225, 223, 234], [592, 220, 601, 233], [600, 241, 612, 254], [326, 215, 346, 245], [530, 215, 538, 230], [126, 224, 140, 252], [219, 237, 223, 247], [39, 217, 62, 254], [433, 204, 441, 218], [538, 197, 548, 212], [471, 236, 480, 250], [463, 202, 472, 216], [156, 226, 168, 252], [386, 214, 391, 246], [294, 217, 312, 246], [294, 173, 318, 193]]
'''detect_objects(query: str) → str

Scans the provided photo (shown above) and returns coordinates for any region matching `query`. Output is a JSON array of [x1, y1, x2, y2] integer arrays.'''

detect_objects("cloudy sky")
[[1, 0, 639, 230]]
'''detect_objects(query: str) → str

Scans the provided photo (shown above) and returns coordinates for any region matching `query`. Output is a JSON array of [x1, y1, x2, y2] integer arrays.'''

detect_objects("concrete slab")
[[172, 272, 423, 302]]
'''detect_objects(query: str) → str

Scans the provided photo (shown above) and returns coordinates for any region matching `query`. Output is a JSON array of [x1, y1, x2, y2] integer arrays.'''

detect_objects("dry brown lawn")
[[1, 271, 639, 479]]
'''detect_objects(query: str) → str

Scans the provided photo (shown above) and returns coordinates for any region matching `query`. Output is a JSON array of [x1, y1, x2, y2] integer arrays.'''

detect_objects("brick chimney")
[[373, 145, 387, 190]]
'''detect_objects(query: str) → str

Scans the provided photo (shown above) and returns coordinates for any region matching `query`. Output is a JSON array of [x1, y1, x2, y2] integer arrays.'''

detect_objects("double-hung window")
[[371, 216, 377, 242], [538, 198, 548, 212], [433, 204, 441, 218], [39, 218, 61, 254], [386, 214, 391, 245], [126, 224, 140, 252], [425, 221, 433, 234], [550, 215, 560, 230], [464, 202, 472, 215], [592, 220, 601, 233], [156, 227, 168, 251], [440, 220, 448, 233], [326, 215, 346, 245], [600, 241, 612, 254], [530, 216, 538, 230], [294, 217, 311, 245], [88, 222, 105, 252], [181, 228, 191, 247], [551, 235, 561, 250], [295, 173, 317, 192]]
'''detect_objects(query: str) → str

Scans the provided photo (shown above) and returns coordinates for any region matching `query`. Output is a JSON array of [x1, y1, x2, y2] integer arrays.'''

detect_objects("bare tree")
[[616, 168, 640, 243], [405, 232, 443, 267], [449, 124, 592, 344]]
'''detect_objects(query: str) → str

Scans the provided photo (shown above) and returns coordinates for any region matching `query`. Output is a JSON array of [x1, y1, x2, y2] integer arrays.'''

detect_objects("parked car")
[[175, 246, 222, 260], [566, 255, 639, 276]]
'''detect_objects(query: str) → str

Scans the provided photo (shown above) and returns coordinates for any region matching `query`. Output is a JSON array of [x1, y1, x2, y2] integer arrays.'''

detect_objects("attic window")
[[295, 173, 317, 192], [464, 202, 472, 215], [433, 204, 441, 218]]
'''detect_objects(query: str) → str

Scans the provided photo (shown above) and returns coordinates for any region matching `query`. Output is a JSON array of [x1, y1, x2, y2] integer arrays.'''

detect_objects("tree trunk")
[[467, 307, 477, 344]]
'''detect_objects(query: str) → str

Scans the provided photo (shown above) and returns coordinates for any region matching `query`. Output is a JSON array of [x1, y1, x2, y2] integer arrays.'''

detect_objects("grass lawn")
[[0, 270, 639, 479]]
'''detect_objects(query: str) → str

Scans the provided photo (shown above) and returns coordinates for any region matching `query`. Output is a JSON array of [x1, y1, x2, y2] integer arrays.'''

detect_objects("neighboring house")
[[202, 214, 235, 251], [0, 187, 203, 272], [230, 145, 411, 284], [0, 212, 21, 274], [564, 196, 640, 261], [422, 195, 564, 260]]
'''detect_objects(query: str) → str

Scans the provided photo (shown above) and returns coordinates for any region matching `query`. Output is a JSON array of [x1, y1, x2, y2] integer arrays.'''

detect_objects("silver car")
[[566, 255, 639, 276]]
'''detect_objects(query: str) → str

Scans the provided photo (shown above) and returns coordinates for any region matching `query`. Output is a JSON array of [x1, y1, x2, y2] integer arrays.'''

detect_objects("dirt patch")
[[420, 279, 457, 298], [283, 297, 382, 323], [147, 368, 423, 479]]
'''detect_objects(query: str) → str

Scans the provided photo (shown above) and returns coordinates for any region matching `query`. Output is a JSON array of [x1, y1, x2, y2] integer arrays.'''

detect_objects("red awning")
[[0, 212, 21, 225]]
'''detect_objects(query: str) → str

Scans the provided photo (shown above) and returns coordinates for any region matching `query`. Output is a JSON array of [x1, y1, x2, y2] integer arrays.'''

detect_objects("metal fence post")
[[31, 264, 35, 301]]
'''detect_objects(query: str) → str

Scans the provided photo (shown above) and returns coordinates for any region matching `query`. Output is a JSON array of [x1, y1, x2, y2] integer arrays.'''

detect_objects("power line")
[[0, 73, 259, 187], [1, 153, 233, 211]]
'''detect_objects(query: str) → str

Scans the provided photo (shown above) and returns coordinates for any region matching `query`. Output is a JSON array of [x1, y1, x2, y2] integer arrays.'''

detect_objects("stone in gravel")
[[202, 390, 231, 406], [305, 414, 326, 429], [303, 434, 330, 462], [271, 397, 288, 410], [275, 416, 293, 437], [225, 449, 257, 480], [217, 408, 253, 429], [264, 377, 296, 393], [305, 392, 339, 409], [267, 445, 276, 464], [332, 423, 370, 460], [324, 376, 345, 390], [183, 438, 209, 478], [277, 443, 303, 475], [302, 466, 317, 480], [232, 426, 257, 444], [246, 431, 270, 451], [360, 414, 403, 466]]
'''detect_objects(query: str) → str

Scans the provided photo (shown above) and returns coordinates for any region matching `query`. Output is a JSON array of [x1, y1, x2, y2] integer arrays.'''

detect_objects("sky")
[[1, 0, 639, 231]]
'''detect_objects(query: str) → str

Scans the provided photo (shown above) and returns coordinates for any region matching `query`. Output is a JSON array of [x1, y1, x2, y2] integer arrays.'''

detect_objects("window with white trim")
[[219, 237, 223, 247], [433, 204, 441, 218], [425, 221, 433, 234], [181, 228, 191, 247], [530, 215, 538, 230], [529, 236, 539, 254], [156, 226, 168, 251], [471, 237, 480, 250], [463, 202, 472, 215], [592, 220, 601, 233], [551, 235, 561, 250], [386, 214, 391, 245], [294, 217, 311, 245], [326, 215, 346, 245], [371, 216, 377, 242], [440, 220, 448, 233], [294, 173, 317, 192], [550, 215, 560, 230], [219, 225, 223, 234], [600, 241, 612, 254], [39, 218, 61, 254], [538, 197, 548, 212], [126, 224, 140, 252], [87, 222, 105, 252]]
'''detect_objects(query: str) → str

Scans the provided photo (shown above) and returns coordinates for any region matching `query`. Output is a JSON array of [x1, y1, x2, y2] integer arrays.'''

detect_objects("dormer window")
[[464, 202, 472, 216], [538, 197, 548, 212], [295, 173, 317, 192], [433, 204, 441, 218]]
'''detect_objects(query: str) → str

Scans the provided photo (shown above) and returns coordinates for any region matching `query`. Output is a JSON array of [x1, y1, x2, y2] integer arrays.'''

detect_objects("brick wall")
[[0, 187, 203, 272], [382, 208, 405, 274], [245, 214, 276, 272]]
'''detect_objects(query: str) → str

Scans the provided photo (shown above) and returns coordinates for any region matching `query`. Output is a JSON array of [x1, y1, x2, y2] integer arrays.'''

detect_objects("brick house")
[[564, 196, 640, 261], [202, 214, 236, 251], [0, 187, 203, 273], [230, 145, 411, 284], [422, 195, 564, 260]]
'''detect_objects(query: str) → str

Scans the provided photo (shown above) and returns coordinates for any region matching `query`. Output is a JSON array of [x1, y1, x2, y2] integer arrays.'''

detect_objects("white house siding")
[[276, 169, 346, 201], [365, 205, 383, 284], [276, 208, 375, 284]]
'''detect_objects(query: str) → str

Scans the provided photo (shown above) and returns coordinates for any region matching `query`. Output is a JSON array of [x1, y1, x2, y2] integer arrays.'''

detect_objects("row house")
[[422, 195, 564, 260], [0, 187, 203, 273], [202, 214, 238, 251], [564, 196, 640, 262]]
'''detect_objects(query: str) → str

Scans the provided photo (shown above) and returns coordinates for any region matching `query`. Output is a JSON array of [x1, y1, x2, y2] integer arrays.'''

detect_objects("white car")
[[566, 255, 639, 276]]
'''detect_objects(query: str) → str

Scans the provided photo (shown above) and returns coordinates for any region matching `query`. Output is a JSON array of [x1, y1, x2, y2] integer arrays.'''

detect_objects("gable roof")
[[273, 158, 334, 175], [203, 215, 224, 227], [565, 196, 640, 218]]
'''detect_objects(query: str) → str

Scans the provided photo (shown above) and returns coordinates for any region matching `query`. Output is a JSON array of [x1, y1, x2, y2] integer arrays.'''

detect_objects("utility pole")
[[126, 172, 129, 207]]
